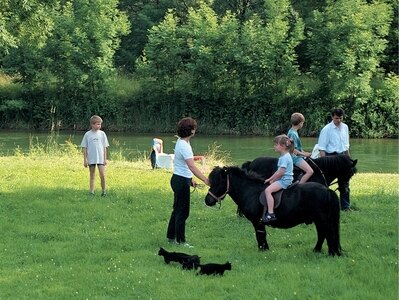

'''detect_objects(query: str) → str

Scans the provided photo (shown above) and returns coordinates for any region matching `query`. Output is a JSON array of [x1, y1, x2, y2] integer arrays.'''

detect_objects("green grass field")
[[0, 150, 397, 299]]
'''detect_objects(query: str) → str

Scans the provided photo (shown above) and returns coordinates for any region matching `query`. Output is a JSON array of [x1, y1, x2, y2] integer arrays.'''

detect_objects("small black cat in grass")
[[197, 262, 232, 276], [181, 255, 201, 270], [158, 247, 200, 270]]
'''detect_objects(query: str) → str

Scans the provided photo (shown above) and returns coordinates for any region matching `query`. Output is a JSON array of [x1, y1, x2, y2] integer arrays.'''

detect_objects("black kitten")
[[181, 255, 201, 270], [158, 247, 200, 269], [198, 262, 232, 276]]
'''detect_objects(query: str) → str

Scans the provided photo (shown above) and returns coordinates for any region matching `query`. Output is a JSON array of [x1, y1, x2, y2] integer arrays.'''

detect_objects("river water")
[[0, 131, 397, 173]]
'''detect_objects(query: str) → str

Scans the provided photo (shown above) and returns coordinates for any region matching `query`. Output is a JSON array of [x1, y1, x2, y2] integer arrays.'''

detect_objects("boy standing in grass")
[[81, 115, 109, 196]]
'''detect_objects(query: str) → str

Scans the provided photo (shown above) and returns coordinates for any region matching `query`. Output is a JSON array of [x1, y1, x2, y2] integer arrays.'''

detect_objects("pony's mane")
[[244, 169, 265, 182], [227, 166, 265, 183], [313, 155, 356, 173], [210, 166, 264, 183]]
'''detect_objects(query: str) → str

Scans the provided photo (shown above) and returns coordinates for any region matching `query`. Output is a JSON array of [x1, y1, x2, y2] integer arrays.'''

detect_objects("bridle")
[[207, 174, 230, 204]]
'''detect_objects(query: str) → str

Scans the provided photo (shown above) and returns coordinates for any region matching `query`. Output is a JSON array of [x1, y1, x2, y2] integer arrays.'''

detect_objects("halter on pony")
[[207, 173, 230, 205]]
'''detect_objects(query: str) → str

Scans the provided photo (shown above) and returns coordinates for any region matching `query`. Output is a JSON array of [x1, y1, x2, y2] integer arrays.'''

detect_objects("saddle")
[[259, 181, 299, 208]]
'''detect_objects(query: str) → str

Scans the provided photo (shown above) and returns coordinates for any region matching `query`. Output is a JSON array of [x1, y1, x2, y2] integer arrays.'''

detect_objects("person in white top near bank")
[[150, 138, 164, 169]]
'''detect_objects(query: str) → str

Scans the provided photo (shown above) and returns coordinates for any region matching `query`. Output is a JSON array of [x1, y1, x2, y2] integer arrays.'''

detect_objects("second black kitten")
[[197, 262, 232, 276]]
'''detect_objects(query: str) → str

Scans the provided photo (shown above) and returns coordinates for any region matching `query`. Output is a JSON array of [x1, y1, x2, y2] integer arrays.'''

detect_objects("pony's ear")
[[222, 166, 228, 172], [352, 159, 358, 167]]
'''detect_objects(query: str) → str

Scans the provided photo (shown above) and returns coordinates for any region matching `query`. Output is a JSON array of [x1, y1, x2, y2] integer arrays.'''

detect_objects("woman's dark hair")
[[177, 117, 197, 138]]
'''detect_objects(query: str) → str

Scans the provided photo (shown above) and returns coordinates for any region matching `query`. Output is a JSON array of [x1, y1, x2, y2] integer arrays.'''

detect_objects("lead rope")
[[191, 183, 205, 193]]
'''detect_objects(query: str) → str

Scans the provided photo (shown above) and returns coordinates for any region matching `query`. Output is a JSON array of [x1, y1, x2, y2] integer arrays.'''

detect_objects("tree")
[[1, 0, 130, 128], [0, 1, 18, 55], [137, 1, 305, 134], [307, 0, 395, 136], [380, 0, 398, 74], [235, 0, 304, 132], [135, 9, 186, 129]]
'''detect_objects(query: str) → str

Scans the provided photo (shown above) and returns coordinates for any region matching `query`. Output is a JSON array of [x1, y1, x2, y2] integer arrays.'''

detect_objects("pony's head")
[[311, 155, 358, 185], [205, 166, 230, 206], [348, 158, 358, 179], [332, 155, 358, 182]]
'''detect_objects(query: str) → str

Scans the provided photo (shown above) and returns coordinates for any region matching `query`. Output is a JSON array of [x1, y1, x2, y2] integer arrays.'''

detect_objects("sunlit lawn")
[[0, 154, 397, 299]]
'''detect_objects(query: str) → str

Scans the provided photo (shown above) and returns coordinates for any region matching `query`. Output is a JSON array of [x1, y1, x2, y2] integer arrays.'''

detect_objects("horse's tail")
[[327, 189, 341, 256]]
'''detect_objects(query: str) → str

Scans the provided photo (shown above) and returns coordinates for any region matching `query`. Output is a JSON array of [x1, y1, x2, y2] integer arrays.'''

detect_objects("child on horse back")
[[287, 113, 314, 184], [262, 135, 294, 224]]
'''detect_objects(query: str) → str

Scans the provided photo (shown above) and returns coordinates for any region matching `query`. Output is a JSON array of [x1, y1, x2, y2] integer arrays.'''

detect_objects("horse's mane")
[[312, 155, 357, 174], [227, 166, 265, 183], [244, 169, 265, 182], [210, 166, 264, 184]]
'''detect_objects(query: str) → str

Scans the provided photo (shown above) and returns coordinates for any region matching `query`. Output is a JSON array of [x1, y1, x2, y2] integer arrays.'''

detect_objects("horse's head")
[[342, 157, 358, 182], [311, 155, 358, 186], [205, 166, 230, 207]]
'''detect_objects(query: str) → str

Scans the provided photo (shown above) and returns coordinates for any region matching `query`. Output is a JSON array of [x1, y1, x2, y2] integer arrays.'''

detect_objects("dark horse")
[[242, 155, 357, 187], [241, 155, 357, 211], [205, 166, 341, 256]]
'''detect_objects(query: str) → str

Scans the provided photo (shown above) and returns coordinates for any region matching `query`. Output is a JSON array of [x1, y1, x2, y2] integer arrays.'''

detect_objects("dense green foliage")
[[0, 0, 397, 137], [0, 150, 397, 298]]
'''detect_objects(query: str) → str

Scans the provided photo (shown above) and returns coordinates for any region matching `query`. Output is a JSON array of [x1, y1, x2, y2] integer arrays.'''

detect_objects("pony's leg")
[[326, 190, 342, 256], [253, 222, 268, 251], [313, 221, 327, 253], [324, 223, 341, 256], [325, 230, 341, 256]]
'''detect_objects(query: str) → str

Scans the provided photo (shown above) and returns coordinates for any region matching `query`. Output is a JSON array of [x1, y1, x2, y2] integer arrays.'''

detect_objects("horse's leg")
[[326, 190, 342, 256], [325, 223, 342, 256], [326, 230, 340, 256], [253, 222, 268, 251], [313, 221, 327, 253]]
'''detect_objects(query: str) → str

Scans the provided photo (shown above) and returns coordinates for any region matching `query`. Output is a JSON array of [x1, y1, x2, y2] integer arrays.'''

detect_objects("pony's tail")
[[327, 189, 341, 256]]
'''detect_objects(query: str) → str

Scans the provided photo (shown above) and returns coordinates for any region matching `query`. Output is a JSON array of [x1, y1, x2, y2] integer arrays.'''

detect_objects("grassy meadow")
[[0, 143, 398, 299]]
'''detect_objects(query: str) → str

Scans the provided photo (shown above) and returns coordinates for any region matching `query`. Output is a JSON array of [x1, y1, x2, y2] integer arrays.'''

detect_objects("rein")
[[207, 174, 230, 204], [306, 157, 329, 187]]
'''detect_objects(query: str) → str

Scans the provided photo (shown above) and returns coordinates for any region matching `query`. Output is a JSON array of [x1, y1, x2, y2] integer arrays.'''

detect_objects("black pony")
[[238, 155, 357, 215], [204, 166, 341, 256], [242, 155, 357, 188]]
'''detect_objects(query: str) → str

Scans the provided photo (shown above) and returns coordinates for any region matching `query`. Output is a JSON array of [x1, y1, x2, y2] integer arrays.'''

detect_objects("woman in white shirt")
[[166, 117, 209, 247]]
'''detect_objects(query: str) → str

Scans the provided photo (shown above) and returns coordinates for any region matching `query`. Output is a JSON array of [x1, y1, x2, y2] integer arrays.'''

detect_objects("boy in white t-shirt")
[[81, 115, 109, 196]]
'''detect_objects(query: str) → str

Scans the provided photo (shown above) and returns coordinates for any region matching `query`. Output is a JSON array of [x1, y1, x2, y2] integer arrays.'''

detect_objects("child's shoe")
[[262, 213, 277, 224]]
